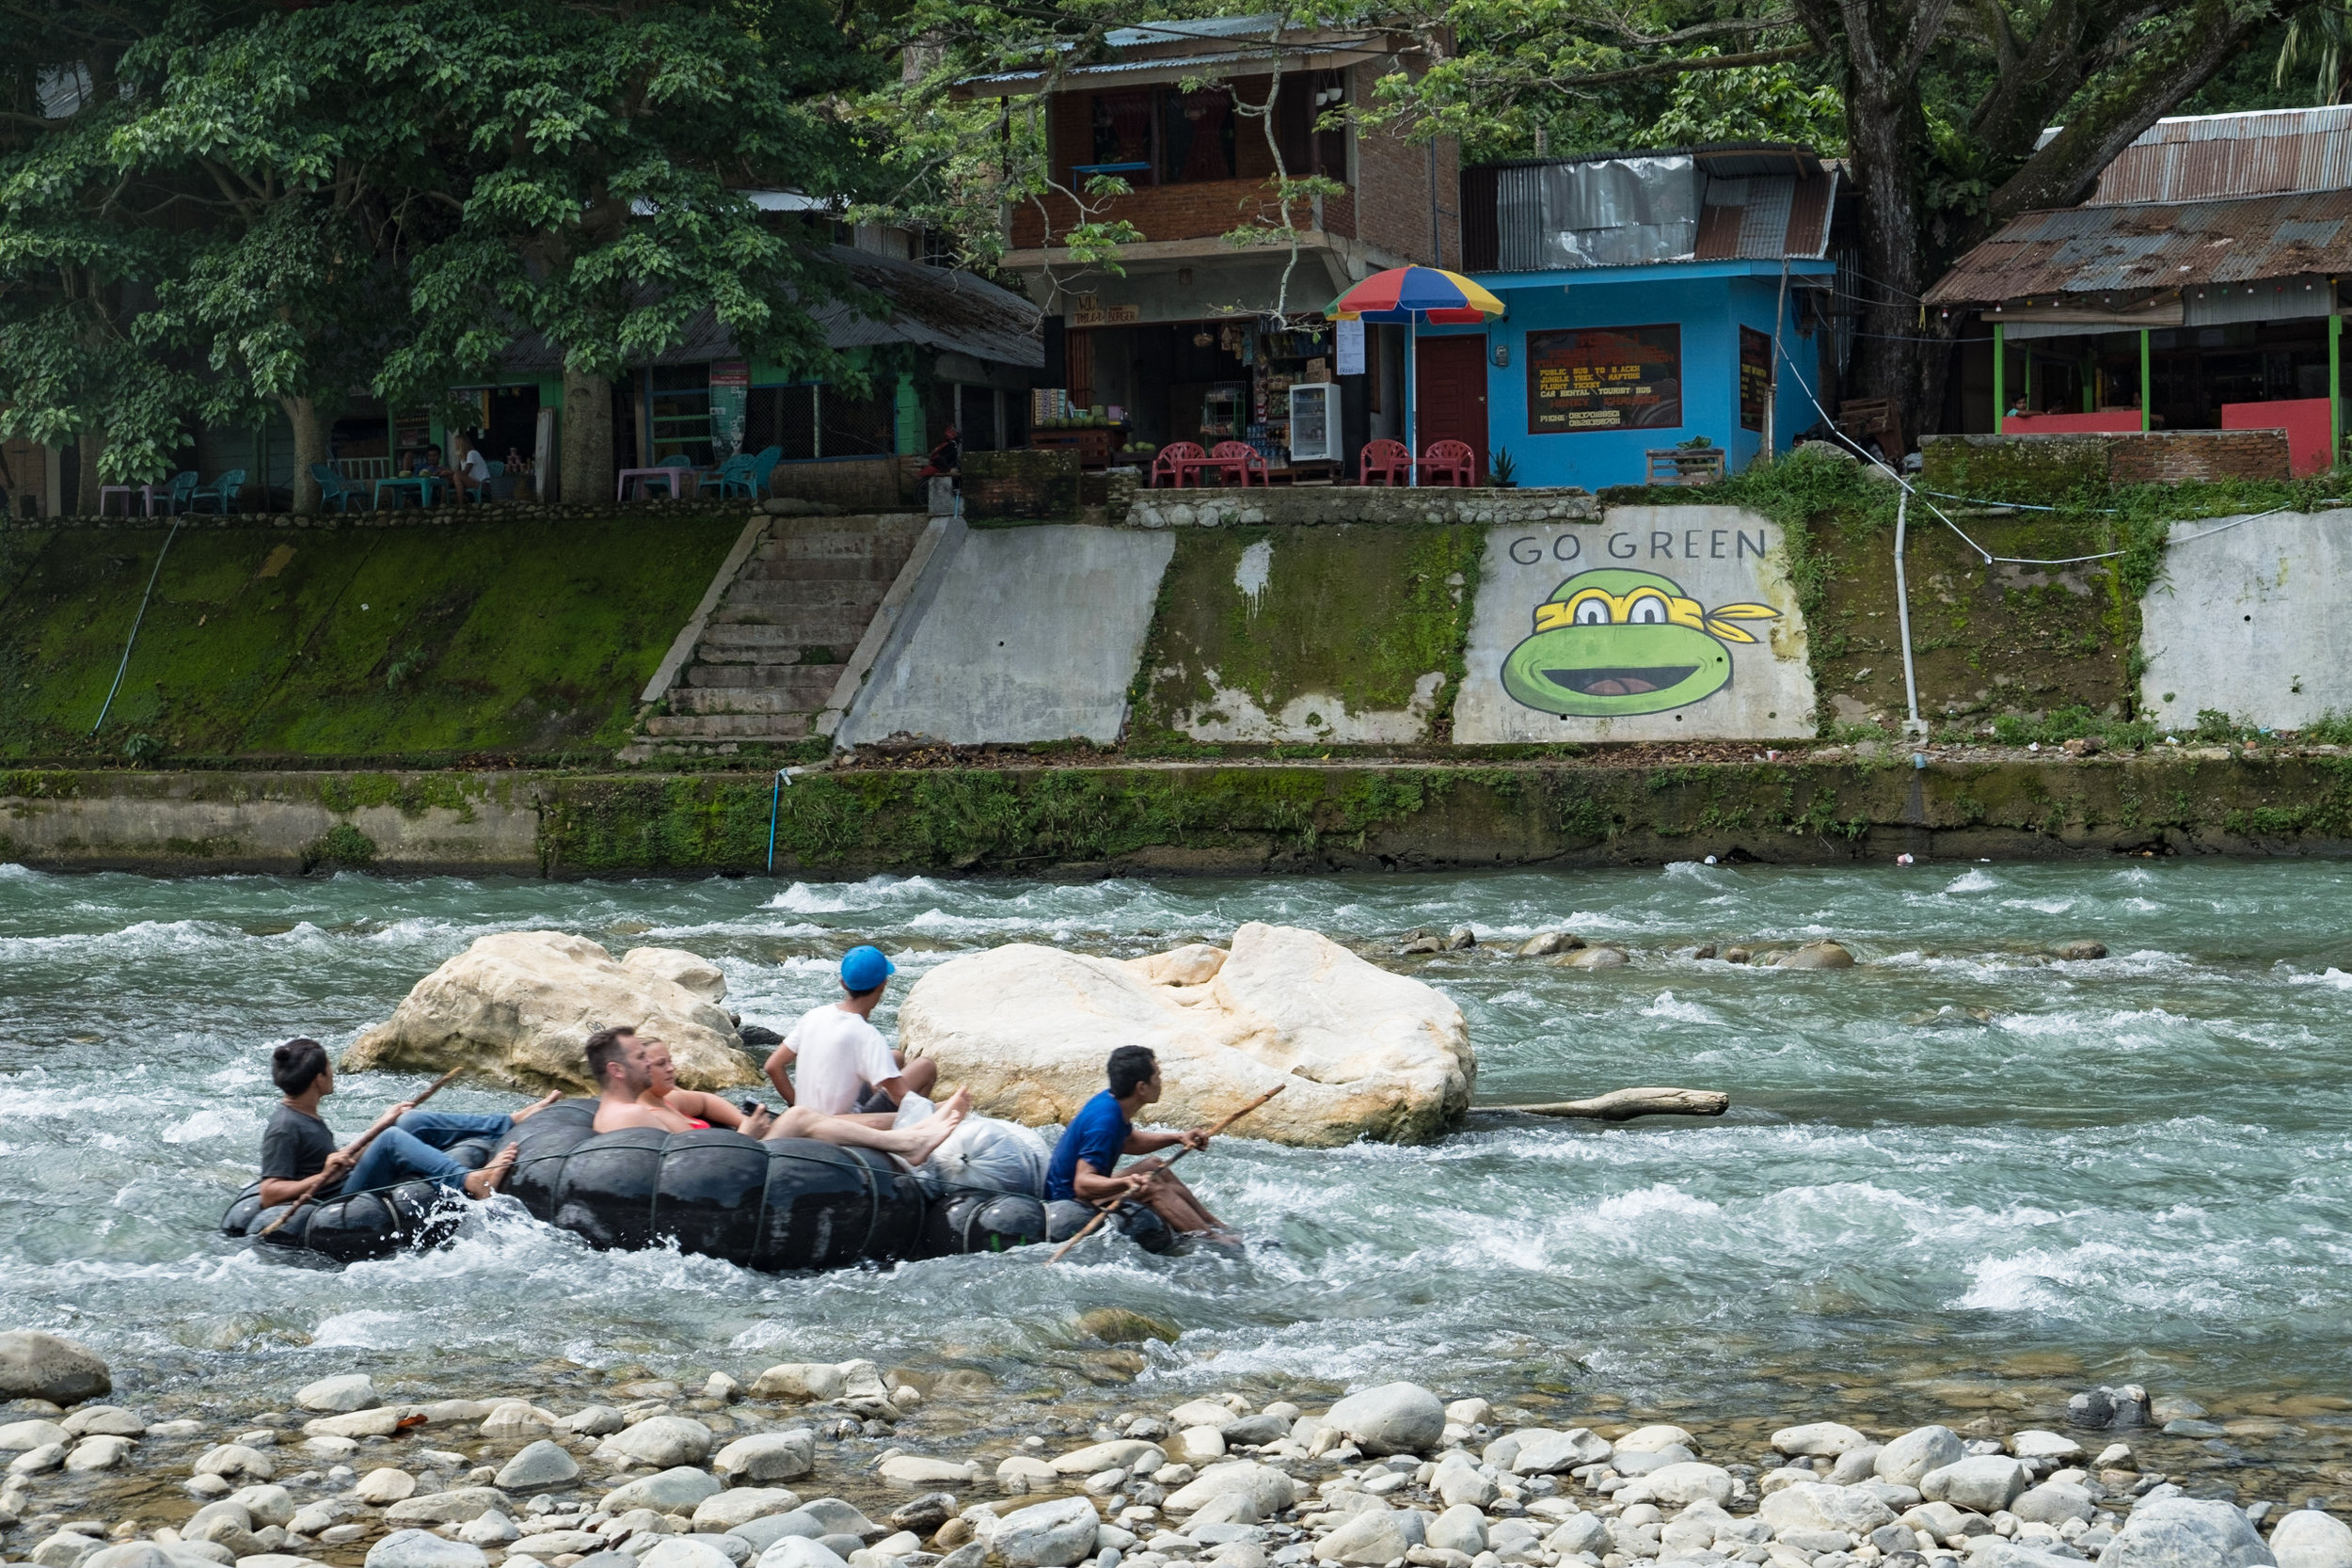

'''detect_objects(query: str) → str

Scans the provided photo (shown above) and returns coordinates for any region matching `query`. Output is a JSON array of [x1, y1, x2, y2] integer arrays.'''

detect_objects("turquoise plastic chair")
[[161, 472, 199, 514], [746, 444, 782, 497], [189, 468, 246, 514], [704, 453, 755, 498], [309, 464, 360, 513]]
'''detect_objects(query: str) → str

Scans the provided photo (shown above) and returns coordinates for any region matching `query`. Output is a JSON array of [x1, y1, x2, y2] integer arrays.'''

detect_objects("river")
[[4, 858, 2348, 1479]]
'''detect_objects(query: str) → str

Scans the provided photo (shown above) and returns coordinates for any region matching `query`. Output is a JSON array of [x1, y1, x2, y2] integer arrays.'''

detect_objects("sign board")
[[1525, 325, 1682, 433], [1453, 507, 1815, 742], [1740, 326, 1771, 433], [1335, 318, 1365, 376], [1071, 296, 1140, 326], [709, 359, 749, 461]]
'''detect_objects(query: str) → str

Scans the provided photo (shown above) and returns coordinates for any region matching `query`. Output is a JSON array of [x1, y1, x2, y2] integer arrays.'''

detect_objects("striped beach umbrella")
[[1326, 267, 1506, 483]]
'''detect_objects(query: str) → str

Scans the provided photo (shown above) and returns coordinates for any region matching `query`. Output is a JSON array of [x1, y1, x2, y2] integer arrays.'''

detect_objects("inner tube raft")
[[221, 1100, 1166, 1267]]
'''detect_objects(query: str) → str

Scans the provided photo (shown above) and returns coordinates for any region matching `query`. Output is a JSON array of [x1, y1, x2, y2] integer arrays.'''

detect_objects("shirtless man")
[[588, 1027, 968, 1163]]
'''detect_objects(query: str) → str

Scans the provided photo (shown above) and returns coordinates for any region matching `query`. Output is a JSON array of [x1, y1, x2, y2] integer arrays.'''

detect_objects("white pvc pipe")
[[1894, 487, 1923, 734]]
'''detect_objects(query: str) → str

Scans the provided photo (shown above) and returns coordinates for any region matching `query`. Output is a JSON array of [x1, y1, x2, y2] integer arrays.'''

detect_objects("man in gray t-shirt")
[[257, 1038, 557, 1208]]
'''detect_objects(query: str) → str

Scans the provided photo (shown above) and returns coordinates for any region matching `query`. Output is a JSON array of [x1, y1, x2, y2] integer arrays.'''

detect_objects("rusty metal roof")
[[2088, 105, 2352, 205], [1924, 188, 2352, 306]]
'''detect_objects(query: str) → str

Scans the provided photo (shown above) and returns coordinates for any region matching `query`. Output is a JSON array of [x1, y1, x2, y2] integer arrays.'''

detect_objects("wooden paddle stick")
[[257, 1066, 467, 1238], [1046, 1082, 1286, 1264]]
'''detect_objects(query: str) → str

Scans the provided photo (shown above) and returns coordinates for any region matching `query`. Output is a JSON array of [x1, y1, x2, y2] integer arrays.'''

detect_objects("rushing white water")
[[5, 859, 2351, 1447]]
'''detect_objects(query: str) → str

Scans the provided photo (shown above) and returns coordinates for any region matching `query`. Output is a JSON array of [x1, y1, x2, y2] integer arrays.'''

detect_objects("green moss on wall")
[[0, 518, 744, 763], [1128, 524, 1483, 745]]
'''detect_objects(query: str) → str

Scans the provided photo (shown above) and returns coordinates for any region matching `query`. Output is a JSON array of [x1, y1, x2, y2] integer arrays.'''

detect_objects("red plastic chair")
[[1419, 439, 1476, 487], [1208, 441, 1271, 487], [1359, 438, 1411, 485], [1152, 442, 1207, 488]]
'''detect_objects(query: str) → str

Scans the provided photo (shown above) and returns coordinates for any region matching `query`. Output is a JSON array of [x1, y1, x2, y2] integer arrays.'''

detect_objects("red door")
[[1414, 334, 1488, 482]]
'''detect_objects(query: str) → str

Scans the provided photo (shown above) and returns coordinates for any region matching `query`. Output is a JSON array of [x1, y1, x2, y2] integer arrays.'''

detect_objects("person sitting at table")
[[450, 431, 491, 500]]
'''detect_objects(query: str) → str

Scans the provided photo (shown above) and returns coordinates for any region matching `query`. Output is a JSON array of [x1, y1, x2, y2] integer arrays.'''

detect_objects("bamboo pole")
[[257, 1067, 467, 1238]]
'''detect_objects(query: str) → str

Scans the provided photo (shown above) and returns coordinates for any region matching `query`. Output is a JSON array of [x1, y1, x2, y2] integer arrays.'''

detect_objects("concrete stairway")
[[635, 514, 929, 752]]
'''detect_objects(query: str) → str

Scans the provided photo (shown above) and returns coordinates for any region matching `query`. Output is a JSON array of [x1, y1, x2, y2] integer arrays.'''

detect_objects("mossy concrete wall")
[[0, 516, 746, 765], [8, 751, 2351, 875]]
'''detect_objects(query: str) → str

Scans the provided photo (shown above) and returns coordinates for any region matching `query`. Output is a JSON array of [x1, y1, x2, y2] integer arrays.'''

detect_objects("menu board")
[[1740, 327, 1771, 433], [1526, 325, 1682, 433], [709, 359, 750, 461]]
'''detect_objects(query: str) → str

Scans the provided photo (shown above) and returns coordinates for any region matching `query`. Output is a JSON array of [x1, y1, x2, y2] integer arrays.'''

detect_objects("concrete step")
[[737, 554, 907, 583], [685, 660, 812, 686], [723, 578, 892, 611], [643, 712, 817, 739], [707, 606, 881, 644], [671, 675, 840, 714]]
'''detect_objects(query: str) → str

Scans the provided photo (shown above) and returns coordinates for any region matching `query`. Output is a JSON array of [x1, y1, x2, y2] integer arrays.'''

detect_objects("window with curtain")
[[1162, 87, 1235, 183], [1090, 90, 1155, 176]]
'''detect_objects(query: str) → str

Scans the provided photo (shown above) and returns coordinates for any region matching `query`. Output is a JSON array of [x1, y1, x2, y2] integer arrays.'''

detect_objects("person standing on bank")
[[1045, 1044, 1229, 1236], [257, 1037, 560, 1209], [763, 946, 939, 1125]]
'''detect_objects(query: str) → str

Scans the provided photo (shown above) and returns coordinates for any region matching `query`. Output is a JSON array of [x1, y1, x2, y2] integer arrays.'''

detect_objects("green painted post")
[[1993, 322, 2005, 433], [2331, 309, 2343, 466], [2139, 330, 2151, 433], [2082, 345, 2095, 412]]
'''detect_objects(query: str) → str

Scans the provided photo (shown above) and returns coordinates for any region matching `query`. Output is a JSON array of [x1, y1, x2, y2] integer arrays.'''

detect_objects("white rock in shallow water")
[[2010, 1481, 2095, 1525], [1612, 1425, 1696, 1455], [194, 1446, 276, 1482], [993, 1497, 1102, 1568], [354, 1469, 416, 1505], [1875, 1426, 1965, 1489], [1053, 1441, 1166, 1477], [756, 1540, 851, 1568], [1771, 1422, 1869, 1458], [31, 1532, 103, 1568], [294, 1376, 379, 1415], [696, 1489, 803, 1532], [1163, 1463, 1296, 1517], [2007, 1430, 2084, 1463], [2274, 1508, 2352, 1568], [2102, 1496, 2277, 1565], [1312, 1509, 1424, 1565], [598, 1416, 714, 1468], [0, 1331, 111, 1405], [715, 1432, 816, 1483], [1637, 1463, 1736, 1510], [383, 1489, 512, 1526], [1540, 1518, 1611, 1560], [456, 1513, 519, 1546], [637, 1541, 739, 1568], [878, 1456, 978, 1488], [343, 930, 752, 1093], [1175, 1428, 1225, 1465], [1167, 1401, 1234, 1430], [1507, 1429, 1611, 1474], [0, 1419, 70, 1452], [494, 1440, 580, 1491], [62, 1405, 144, 1438], [996, 1456, 1057, 1494], [605, 1468, 724, 1513], [1427, 1505, 1487, 1556], [561, 1406, 626, 1436], [750, 1363, 887, 1403], [228, 1484, 295, 1527], [302, 1407, 415, 1440], [8, 1440, 65, 1474], [1919, 1454, 2031, 1513], [1758, 1481, 1897, 1538], [898, 924, 1476, 1146], [1323, 1384, 1445, 1456], [362, 1531, 487, 1568]]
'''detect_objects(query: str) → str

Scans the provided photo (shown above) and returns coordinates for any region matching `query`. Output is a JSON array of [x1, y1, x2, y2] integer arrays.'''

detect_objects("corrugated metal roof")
[[2089, 105, 2352, 204], [503, 245, 1041, 372], [1475, 147, 1836, 272], [1924, 188, 2352, 305]]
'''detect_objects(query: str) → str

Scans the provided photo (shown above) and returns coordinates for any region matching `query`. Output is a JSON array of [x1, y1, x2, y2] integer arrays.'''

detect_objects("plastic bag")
[[913, 1114, 1050, 1200]]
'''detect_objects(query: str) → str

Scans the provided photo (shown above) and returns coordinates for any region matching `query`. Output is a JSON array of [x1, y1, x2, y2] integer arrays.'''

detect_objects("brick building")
[[958, 15, 1460, 471]]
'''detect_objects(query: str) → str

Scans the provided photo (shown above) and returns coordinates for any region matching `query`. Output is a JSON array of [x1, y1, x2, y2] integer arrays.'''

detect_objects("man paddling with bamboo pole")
[[1046, 1046, 1238, 1243], [256, 1037, 559, 1215]]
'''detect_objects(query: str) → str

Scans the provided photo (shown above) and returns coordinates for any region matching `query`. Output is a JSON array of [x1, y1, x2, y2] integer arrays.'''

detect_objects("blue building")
[[1425, 144, 1845, 489]]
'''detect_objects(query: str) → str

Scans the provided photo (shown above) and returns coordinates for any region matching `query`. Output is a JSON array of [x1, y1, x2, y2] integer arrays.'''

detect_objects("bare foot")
[[936, 1085, 973, 1118], [463, 1144, 518, 1199], [509, 1091, 563, 1124], [903, 1100, 967, 1164]]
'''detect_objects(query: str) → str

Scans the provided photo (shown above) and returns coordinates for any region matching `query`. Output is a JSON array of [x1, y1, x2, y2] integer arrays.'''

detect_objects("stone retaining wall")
[[3, 498, 751, 531], [1921, 431, 2292, 499], [1120, 485, 1599, 530]]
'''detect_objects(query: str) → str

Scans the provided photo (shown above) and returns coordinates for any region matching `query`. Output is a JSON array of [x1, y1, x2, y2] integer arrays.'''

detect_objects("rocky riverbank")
[[2, 1332, 2344, 1568]]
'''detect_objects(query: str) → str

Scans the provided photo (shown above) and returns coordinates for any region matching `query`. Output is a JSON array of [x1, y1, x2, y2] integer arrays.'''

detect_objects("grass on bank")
[[0, 517, 745, 764]]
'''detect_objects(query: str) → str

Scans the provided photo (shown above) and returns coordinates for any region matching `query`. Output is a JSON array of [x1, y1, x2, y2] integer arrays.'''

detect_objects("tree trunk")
[[1842, 71, 1934, 443], [75, 431, 103, 516], [1486, 1087, 1732, 1121], [284, 395, 326, 515], [562, 366, 614, 504]]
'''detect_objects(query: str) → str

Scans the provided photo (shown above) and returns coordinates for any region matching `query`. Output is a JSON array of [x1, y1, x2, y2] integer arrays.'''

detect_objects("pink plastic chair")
[[1359, 438, 1411, 485], [1152, 442, 1207, 488], [1419, 439, 1476, 487], [1208, 441, 1271, 487]]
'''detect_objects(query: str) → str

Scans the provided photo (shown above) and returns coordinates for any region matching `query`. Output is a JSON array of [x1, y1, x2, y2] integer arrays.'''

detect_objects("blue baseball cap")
[[840, 945, 897, 991]]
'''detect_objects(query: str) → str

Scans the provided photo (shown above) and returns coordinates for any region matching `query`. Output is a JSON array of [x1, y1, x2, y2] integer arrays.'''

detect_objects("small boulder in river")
[[1517, 932, 1582, 958], [344, 931, 754, 1093], [899, 924, 1474, 1147], [1553, 944, 1627, 970], [2054, 940, 2109, 960], [1772, 941, 1855, 969], [0, 1333, 109, 1406], [1322, 1382, 1444, 1456]]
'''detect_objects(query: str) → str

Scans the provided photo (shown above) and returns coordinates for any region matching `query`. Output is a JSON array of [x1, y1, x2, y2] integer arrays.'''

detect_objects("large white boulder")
[[898, 924, 1475, 1146], [1324, 1384, 1446, 1456], [346, 931, 753, 1092], [2274, 1508, 2352, 1568], [2105, 1496, 2277, 1565]]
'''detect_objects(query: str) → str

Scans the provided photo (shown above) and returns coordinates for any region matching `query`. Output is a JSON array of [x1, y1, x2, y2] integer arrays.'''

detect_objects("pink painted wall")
[[2220, 397, 2334, 476]]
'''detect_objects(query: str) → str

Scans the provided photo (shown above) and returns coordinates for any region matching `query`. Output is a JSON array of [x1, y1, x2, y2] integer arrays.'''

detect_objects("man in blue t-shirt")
[[1045, 1044, 1226, 1236]]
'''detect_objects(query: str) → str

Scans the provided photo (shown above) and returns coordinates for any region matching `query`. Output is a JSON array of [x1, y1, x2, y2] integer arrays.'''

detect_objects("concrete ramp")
[[836, 524, 1174, 746]]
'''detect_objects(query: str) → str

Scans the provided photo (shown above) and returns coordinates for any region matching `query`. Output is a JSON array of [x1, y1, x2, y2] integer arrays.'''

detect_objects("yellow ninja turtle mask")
[[1502, 567, 1779, 718]]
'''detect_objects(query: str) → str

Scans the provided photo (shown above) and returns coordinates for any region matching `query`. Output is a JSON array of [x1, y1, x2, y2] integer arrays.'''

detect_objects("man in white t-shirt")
[[765, 945, 940, 1125]]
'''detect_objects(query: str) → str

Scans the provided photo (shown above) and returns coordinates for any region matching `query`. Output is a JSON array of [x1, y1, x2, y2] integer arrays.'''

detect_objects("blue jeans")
[[342, 1111, 513, 1196]]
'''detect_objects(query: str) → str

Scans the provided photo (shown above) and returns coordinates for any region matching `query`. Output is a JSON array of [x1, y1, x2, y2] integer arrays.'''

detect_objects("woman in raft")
[[587, 1026, 970, 1164]]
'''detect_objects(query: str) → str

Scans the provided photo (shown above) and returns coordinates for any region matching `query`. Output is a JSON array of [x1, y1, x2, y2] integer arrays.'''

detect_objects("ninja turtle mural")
[[1501, 568, 1780, 718]]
